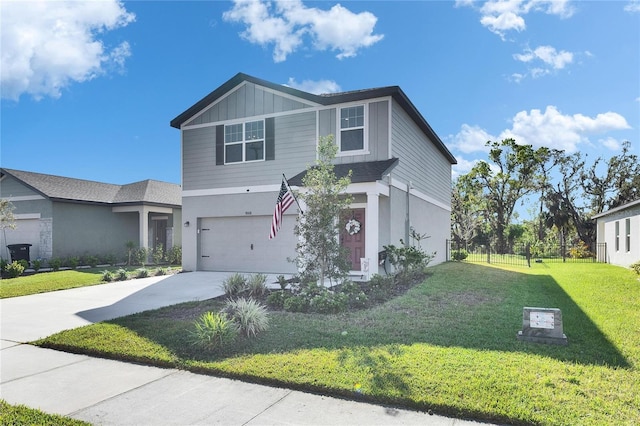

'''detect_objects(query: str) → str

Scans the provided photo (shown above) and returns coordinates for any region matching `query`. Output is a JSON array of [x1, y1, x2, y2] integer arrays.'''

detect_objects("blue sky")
[[2, 0, 638, 191]]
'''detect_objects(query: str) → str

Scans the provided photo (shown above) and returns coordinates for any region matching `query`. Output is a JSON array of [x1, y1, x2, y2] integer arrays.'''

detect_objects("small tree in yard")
[[294, 135, 352, 287], [1, 199, 16, 260]]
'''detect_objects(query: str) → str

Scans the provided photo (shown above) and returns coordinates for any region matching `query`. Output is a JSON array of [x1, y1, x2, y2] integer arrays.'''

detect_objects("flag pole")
[[282, 173, 304, 215]]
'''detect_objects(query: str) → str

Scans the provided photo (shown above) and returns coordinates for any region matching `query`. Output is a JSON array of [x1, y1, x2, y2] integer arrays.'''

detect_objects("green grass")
[[0, 399, 90, 425], [0, 267, 177, 298], [36, 262, 640, 425]]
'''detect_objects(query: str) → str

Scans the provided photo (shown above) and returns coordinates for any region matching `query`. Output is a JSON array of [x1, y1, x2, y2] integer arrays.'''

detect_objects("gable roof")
[[170, 72, 456, 165], [592, 198, 640, 219], [0, 168, 181, 207], [287, 158, 399, 187]]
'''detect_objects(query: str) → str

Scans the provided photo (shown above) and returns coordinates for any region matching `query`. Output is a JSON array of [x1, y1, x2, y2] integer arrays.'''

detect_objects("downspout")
[[406, 181, 412, 246]]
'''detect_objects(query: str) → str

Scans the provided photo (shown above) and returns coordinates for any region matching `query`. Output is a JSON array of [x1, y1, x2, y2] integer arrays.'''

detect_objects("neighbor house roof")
[[287, 158, 399, 187], [592, 198, 640, 219], [170, 72, 456, 165], [0, 168, 181, 207]]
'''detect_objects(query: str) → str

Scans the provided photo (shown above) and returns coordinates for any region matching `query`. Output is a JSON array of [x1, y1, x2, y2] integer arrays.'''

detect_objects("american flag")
[[269, 179, 295, 239]]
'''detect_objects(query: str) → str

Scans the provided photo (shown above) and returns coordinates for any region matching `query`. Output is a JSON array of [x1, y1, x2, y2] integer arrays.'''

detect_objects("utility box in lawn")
[[517, 307, 568, 345], [7, 244, 32, 265]]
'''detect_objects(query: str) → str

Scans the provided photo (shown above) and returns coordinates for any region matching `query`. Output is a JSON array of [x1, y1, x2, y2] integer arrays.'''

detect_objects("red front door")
[[341, 208, 366, 271]]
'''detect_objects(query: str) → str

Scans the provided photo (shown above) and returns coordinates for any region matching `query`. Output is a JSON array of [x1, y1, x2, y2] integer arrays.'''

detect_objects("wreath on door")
[[345, 218, 361, 235]]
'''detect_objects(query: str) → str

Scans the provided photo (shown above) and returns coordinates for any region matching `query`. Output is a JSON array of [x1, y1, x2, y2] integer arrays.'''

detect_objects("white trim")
[[183, 184, 283, 198], [336, 103, 367, 156], [3, 195, 46, 202], [112, 206, 173, 214], [388, 98, 394, 159], [390, 178, 451, 212], [14, 213, 41, 220], [345, 181, 389, 197]]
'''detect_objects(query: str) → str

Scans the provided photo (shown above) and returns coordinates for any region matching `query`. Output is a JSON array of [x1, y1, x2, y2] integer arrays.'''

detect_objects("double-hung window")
[[224, 120, 264, 164], [339, 105, 365, 152], [615, 221, 620, 251]]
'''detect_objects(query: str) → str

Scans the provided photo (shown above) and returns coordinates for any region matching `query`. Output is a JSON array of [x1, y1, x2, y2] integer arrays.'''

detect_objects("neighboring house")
[[171, 73, 456, 275], [592, 199, 640, 268], [0, 168, 182, 263]]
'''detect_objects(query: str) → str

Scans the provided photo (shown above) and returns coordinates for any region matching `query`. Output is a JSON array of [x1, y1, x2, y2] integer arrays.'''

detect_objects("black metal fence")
[[447, 240, 607, 267]]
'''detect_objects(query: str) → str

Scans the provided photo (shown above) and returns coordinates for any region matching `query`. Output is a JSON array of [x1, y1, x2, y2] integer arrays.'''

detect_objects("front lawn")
[[0, 266, 179, 298], [0, 399, 90, 425], [36, 262, 640, 425]]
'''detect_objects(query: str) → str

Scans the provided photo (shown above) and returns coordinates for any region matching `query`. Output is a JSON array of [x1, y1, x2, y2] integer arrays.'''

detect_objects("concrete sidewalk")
[[1, 272, 486, 425]]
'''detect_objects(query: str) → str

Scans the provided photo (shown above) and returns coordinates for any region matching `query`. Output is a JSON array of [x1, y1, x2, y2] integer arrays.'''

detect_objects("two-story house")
[[171, 73, 456, 275]]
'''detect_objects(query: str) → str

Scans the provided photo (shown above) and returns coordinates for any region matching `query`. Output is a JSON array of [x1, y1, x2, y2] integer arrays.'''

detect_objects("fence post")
[[526, 243, 531, 267], [562, 244, 566, 263], [487, 242, 491, 264]]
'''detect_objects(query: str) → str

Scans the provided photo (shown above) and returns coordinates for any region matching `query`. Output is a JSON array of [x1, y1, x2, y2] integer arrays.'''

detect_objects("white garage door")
[[199, 216, 297, 273], [1, 218, 40, 261]]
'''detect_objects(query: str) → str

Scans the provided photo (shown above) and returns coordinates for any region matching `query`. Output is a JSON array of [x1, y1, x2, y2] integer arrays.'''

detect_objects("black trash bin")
[[7, 244, 32, 264]]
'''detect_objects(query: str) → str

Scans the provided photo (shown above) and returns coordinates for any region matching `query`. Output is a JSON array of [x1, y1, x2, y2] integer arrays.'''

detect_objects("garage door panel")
[[199, 216, 297, 273], [0, 219, 40, 260]]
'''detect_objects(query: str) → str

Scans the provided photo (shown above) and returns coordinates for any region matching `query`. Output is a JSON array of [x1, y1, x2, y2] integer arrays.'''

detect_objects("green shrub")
[[0, 258, 7, 272], [309, 289, 349, 314], [247, 273, 268, 298], [266, 290, 290, 309], [136, 268, 149, 278], [190, 311, 238, 350], [384, 241, 435, 273], [116, 268, 128, 281], [222, 273, 247, 297], [568, 241, 594, 259], [166, 245, 182, 265], [5, 261, 25, 278], [133, 248, 148, 266], [452, 249, 469, 261], [67, 256, 79, 269], [155, 267, 167, 276], [102, 270, 114, 282], [152, 244, 164, 265], [339, 280, 368, 309], [283, 295, 309, 313], [631, 261, 640, 275], [17, 259, 29, 270], [103, 253, 117, 266], [367, 274, 395, 302], [223, 297, 270, 337], [32, 258, 42, 272], [48, 258, 62, 272], [85, 255, 99, 268]]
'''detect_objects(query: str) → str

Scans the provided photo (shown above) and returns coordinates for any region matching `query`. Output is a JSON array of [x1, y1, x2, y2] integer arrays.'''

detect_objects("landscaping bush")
[[266, 290, 290, 309], [115, 268, 128, 281], [17, 259, 29, 270], [85, 255, 99, 268], [166, 245, 182, 265], [568, 241, 594, 259], [309, 289, 348, 314], [136, 268, 149, 278], [48, 258, 62, 272], [631, 260, 640, 275], [155, 267, 167, 276], [66, 256, 80, 269], [32, 258, 42, 272], [384, 241, 435, 273], [103, 253, 117, 266], [4, 261, 25, 278], [452, 249, 469, 261], [133, 248, 148, 266], [102, 270, 114, 282], [222, 273, 247, 298], [283, 295, 309, 313], [339, 280, 369, 309], [247, 273, 268, 298], [190, 311, 238, 350], [366, 274, 395, 302], [223, 297, 270, 337], [152, 244, 164, 265]]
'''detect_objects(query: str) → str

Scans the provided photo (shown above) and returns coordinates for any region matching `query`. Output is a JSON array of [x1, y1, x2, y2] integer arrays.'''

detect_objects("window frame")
[[615, 220, 620, 252], [337, 104, 368, 155], [223, 119, 266, 164], [625, 218, 631, 252]]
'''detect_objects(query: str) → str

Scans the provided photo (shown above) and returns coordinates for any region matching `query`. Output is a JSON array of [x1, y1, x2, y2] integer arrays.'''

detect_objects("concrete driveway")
[[1, 271, 486, 425]]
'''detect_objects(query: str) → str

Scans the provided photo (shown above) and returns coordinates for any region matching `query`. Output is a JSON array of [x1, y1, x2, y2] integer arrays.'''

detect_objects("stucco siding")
[[183, 111, 317, 190], [1, 175, 43, 198], [391, 101, 451, 207], [184, 82, 314, 127], [52, 202, 138, 258]]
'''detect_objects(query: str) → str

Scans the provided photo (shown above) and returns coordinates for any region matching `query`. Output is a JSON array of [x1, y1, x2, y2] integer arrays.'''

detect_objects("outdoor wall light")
[[184, 221, 190, 227]]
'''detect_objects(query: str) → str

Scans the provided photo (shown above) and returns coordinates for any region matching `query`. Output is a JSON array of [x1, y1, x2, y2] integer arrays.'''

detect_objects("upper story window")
[[339, 105, 365, 152], [224, 120, 264, 164]]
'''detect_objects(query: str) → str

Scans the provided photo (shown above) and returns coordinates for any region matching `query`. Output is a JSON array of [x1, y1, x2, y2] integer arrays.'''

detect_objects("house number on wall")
[[245, 211, 252, 215]]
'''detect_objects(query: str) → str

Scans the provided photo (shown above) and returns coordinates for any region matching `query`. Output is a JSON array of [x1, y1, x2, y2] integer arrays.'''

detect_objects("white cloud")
[[600, 137, 622, 151], [448, 124, 496, 154], [459, 0, 575, 39], [1, 0, 135, 101], [286, 77, 341, 95], [223, 0, 383, 62], [625, 0, 640, 13], [450, 106, 631, 155], [452, 156, 482, 179], [514, 45, 573, 69]]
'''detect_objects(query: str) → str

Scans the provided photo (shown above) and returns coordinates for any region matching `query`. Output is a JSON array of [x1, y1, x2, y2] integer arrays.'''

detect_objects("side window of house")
[[339, 105, 365, 152], [625, 218, 631, 252], [615, 220, 620, 251], [224, 120, 264, 164]]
